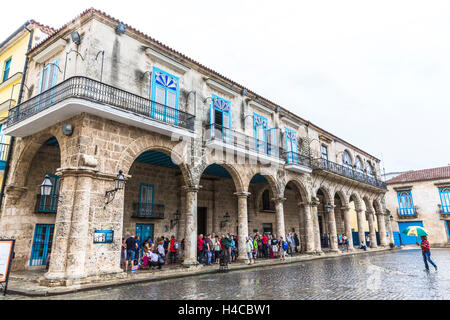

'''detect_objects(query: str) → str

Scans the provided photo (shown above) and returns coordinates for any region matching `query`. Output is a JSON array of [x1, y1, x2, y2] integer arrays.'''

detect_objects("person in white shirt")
[[150, 251, 162, 269]]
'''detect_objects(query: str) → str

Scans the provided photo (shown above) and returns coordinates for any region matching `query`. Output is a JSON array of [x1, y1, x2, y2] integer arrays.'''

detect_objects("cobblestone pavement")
[[3, 248, 450, 300]]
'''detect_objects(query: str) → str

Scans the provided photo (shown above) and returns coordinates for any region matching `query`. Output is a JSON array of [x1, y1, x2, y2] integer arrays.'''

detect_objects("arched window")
[[355, 157, 363, 173], [342, 150, 352, 168], [366, 161, 374, 177]]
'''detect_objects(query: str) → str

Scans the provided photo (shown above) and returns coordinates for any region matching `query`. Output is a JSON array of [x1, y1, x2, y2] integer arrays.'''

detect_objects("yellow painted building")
[[0, 21, 53, 191]]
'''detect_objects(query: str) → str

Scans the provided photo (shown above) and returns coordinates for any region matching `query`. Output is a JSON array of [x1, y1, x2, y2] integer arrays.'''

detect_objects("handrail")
[[312, 157, 387, 189], [6, 76, 195, 131], [132, 202, 165, 219], [205, 123, 283, 159], [282, 150, 312, 167]]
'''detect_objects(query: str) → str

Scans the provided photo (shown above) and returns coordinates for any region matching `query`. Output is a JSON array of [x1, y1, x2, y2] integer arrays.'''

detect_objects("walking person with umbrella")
[[402, 226, 437, 272]]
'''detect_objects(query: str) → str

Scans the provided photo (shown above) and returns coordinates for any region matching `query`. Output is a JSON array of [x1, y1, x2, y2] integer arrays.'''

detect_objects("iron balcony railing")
[[283, 151, 312, 168], [438, 204, 450, 215], [397, 206, 418, 219], [35, 194, 58, 213], [0, 142, 10, 162], [6, 76, 195, 131], [205, 123, 283, 159], [312, 158, 387, 189], [132, 202, 165, 219]]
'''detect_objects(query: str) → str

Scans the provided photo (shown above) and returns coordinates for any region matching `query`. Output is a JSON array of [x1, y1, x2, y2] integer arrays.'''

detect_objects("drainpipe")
[[0, 22, 33, 209]]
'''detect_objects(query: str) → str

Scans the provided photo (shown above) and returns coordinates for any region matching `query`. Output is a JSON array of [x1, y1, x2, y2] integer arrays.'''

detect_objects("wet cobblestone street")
[[5, 249, 450, 300]]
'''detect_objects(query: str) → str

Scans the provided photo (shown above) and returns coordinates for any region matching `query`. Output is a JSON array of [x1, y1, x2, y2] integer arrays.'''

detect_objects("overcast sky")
[[2, 0, 449, 174]]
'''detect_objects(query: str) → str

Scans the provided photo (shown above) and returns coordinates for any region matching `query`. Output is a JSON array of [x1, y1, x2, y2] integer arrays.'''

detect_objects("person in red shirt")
[[169, 235, 178, 264], [416, 236, 437, 272], [197, 234, 204, 264], [262, 234, 269, 258]]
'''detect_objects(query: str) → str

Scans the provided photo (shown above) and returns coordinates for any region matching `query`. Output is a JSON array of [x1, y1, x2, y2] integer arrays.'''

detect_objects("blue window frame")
[[30, 224, 54, 266], [210, 94, 231, 141], [2, 58, 11, 82], [266, 128, 278, 156], [0, 124, 7, 164], [285, 127, 298, 163], [397, 190, 415, 215], [439, 186, 450, 214], [355, 157, 363, 173], [139, 184, 154, 217], [38, 59, 59, 93], [151, 67, 179, 125], [253, 113, 268, 153], [39, 174, 59, 213], [321, 145, 328, 160]]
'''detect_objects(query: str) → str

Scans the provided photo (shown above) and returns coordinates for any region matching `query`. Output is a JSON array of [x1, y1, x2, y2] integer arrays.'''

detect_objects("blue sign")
[[94, 230, 114, 243]]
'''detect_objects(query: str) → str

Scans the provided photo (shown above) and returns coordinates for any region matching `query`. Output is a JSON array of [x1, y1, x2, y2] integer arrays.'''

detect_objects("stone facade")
[[386, 175, 450, 247], [0, 9, 392, 285]]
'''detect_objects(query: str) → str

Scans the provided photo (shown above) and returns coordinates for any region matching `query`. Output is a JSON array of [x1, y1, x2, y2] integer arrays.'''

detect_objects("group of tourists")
[[196, 232, 301, 265], [121, 234, 182, 272]]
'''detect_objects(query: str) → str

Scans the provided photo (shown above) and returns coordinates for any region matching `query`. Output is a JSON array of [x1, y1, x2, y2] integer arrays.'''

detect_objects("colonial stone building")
[[0, 8, 392, 286], [386, 165, 450, 247]]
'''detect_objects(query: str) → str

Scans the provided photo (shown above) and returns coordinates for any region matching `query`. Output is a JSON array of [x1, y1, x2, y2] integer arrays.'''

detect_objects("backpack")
[[282, 241, 288, 251], [173, 241, 179, 250]]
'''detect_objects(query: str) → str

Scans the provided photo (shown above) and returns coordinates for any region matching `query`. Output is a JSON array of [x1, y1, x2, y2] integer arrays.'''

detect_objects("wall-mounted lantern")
[[220, 212, 230, 228], [104, 170, 126, 208]]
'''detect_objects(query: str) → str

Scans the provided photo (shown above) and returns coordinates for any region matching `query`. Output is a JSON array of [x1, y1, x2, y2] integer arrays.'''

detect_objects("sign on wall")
[[0, 239, 15, 295], [93, 230, 114, 244]]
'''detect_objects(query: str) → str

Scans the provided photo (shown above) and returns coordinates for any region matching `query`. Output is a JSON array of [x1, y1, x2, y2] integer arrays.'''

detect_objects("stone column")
[[45, 173, 76, 280], [376, 210, 388, 246], [65, 172, 94, 280], [273, 197, 286, 240], [300, 202, 315, 254], [327, 205, 339, 252], [367, 210, 378, 248], [356, 209, 366, 246], [183, 185, 200, 266], [235, 192, 250, 262], [342, 206, 354, 250], [311, 201, 323, 253]]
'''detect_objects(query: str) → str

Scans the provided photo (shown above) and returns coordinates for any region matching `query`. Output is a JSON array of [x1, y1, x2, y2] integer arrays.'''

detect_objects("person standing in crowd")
[[417, 236, 438, 272], [211, 233, 216, 263], [280, 236, 288, 261], [294, 233, 300, 253], [121, 238, 126, 268], [197, 234, 204, 264], [205, 234, 214, 265], [271, 234, 278, 259], [214, 235, 221, 265], [338, 234, 343, 249], [366, 234, 371, 249], [262, 233, 269, 258], [124, 234, 138, 272], [252, 235, 258, 260], [157, 238, 166, 265], [135, 236, 141, 267], [221, 233, 232, 263], [230, 235, 236, 262], [169, 235, 178, 264], [246, 236, 254, 265], [343, 234, 349, 251]]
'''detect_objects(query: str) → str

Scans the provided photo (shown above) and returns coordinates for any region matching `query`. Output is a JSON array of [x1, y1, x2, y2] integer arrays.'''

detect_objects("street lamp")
[[40, 174, 53, 196], [170, 210, 181, 229], [104, 170, 126, 208]]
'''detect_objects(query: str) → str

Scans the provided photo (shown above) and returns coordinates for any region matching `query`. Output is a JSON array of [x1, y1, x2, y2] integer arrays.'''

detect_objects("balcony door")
[[135, 224, 154, 244], [151, 67, 179, 125], [210, 95, 230, 142], [139, 184, 154, 217], [285, 127, 298, 163], [254, 113, 267, 153]]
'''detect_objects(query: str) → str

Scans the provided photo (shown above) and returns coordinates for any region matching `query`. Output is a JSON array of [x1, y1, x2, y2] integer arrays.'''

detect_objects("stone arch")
[[244, 167, 279, 197], [373, 198, 383, 214], [333, 189, 349, 207], [341, 149, 354, 166], [116, 135, 192, 187], [198, 161, 245, 194], [313, 184, 332, 204], [362, 196, 375, 213], [349, 192, 363, 211], [10, 128, 64, 188], [284, 178, 309, 202]]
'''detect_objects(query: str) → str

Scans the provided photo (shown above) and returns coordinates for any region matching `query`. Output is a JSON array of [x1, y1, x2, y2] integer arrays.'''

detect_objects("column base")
[[330, 249, 340, 253], [315, 250, 324, 255], [182, 261, 200, 268], [305, 250, 315, 255]]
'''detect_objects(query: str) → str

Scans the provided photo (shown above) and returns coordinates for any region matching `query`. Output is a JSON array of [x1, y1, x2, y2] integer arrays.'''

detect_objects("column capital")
[[182, 185, 202, 193], [366, 209, 375, 215], [340, 205, 350, 211], [375, 210, 385, 216], [271, 197, 286, 204], [234, 191, 251, 198]]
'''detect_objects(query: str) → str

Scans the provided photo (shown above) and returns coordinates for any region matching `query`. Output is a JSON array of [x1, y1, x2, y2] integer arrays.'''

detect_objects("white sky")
[[2, 0, 449, 174]]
